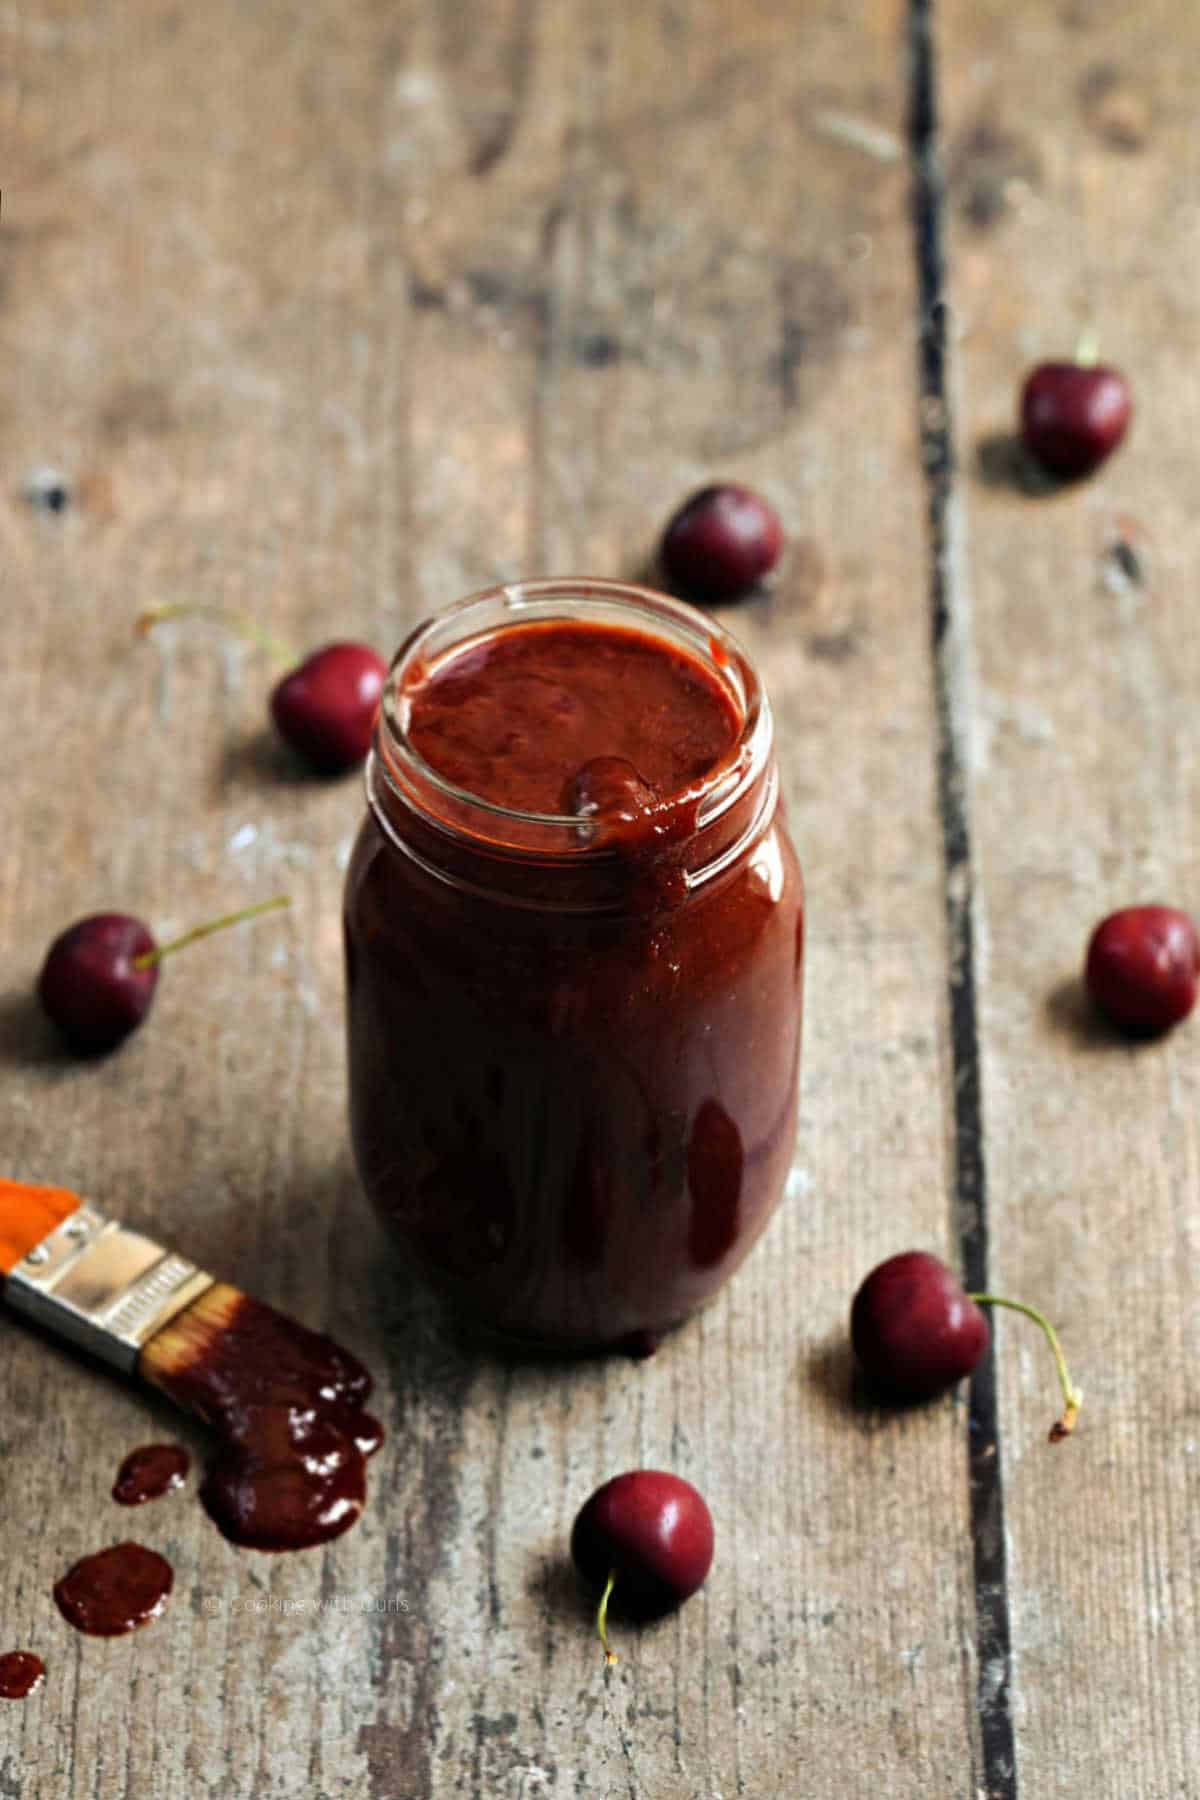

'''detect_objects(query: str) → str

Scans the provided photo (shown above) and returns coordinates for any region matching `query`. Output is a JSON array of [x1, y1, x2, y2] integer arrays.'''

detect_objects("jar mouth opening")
[[374, 577, 769, 853]]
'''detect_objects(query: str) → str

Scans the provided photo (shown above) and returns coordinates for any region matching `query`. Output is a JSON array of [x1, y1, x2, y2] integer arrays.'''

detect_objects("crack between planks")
[[906, 4, 1019, 1798]]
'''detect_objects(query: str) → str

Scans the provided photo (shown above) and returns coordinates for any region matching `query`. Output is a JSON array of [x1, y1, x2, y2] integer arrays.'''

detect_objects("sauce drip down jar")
[[343, 579, 804, 1348]]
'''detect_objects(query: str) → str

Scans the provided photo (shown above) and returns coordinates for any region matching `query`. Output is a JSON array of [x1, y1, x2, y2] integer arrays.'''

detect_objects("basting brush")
[[0, 1178, 382, 1550]]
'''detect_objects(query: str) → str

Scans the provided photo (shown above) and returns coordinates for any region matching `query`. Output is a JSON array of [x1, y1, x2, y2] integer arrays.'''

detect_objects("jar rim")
[[373, 576, 771, 855]]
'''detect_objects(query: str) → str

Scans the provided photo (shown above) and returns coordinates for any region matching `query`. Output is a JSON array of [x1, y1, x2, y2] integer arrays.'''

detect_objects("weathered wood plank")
[[942, 2, 1200, 1794], [3, 0, 982, 1795]]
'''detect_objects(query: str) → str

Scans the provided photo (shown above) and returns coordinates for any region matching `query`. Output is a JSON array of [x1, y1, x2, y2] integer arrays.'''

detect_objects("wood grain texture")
[[942, 1, 1200, 1796], [3, 0, 1175, 1795]]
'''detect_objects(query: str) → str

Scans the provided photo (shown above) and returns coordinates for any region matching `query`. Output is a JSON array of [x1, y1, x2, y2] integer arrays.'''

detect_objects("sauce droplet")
[[112, 1443, 190, 1506], [560, 756, 657, 827], [0, 1652, 45, 1699], [53, 1544, 173, 1637]]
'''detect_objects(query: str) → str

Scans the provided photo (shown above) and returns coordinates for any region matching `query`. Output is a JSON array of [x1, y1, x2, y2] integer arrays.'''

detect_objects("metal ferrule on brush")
[[5, 1202, 213, 1374]]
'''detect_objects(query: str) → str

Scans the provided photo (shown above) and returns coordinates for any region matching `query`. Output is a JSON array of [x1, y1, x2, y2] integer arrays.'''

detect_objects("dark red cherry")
[[1084, 905, 1200, 1035], [37, 897, 289, 1055], [851, 1251, 1082, 1440], [571, 1470, 713, 1661], [138, 608, 385, 776], [1019, 361, 1131, 478], [269, 642, 387, 773], [37, 914, 159, 1054], [660, 483, 783, 603], [851, 1251, 988, 1402]]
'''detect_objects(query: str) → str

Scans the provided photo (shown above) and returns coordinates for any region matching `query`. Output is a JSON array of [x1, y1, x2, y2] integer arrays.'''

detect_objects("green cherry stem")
[[596, 1568, 619, 1666], [133, 895, 291, 970], [1073, 328, 1100, 369], [967, 1292, 1082, 1443], [137, 603, 296, 667]]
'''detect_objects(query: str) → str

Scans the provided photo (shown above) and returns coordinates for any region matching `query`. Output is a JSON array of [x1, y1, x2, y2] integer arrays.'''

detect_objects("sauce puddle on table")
[[0, 1651, 45, 1699], [53, 1543, 174, 1637], [112, 1443, 190, 1506]]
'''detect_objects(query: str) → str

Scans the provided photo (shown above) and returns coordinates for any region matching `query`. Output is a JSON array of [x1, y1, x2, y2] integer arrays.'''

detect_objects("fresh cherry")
[[138, 607, 386, 774], [38, 915, 158, 1054], [37, 895, 289, 1054], [851, 1252, 987, 1401], [1084, 905, 1200, 1035], [660, 483, 783, 603], [571, 1470, 714, 1664], [269, 642, 388, 774], [851, 1250, 1081, 1442], [1019, 360, 1131, 479]]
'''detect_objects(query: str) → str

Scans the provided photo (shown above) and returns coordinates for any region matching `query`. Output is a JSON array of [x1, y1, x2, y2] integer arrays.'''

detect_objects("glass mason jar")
[[343, 578, 804, 1350]]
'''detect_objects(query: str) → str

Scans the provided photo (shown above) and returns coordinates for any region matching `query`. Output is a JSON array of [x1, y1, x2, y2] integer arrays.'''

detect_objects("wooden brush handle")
[[0, 1179, 82, 1276]]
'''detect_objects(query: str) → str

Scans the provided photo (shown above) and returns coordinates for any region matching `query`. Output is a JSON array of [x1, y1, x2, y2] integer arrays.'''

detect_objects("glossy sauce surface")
[[347, 613, 803, 1347], [112, 1443, 190, 1506], [53, 1544, 173, 1637], [405, 620, 740, 813], [0, 1651, 45, 1699], [151, 1296, 383, 1551]]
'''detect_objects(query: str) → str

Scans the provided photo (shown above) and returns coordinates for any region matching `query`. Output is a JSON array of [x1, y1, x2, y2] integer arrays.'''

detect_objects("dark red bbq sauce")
[[149, 1296, 383, 1552], [347, 607, 805, 1349], [0, 1651, 45, 1699], [53, 1544, 173, 1637], [405, 621, 740, 813], [112, 1443, 190, 1506]]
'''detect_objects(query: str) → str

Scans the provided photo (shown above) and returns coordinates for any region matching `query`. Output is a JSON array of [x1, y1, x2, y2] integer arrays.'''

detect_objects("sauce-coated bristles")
[[138, 1281, 243, 1391]]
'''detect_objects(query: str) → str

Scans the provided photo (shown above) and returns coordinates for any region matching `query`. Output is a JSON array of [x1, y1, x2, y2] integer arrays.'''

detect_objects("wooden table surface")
[[3, 1, 1198, 1795]]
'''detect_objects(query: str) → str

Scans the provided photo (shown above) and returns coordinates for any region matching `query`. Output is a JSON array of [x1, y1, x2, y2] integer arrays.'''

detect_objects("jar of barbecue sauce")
[[343, 579, 803, 1350]]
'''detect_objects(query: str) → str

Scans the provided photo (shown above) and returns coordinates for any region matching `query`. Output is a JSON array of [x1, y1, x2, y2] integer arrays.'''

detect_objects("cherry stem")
[[1073, 328, 1100, 368], [133, 895, 291, 970], [136, 603, 295, 667], [967, 1292, 1082, 1442], [596, 1568, 619, 1666]]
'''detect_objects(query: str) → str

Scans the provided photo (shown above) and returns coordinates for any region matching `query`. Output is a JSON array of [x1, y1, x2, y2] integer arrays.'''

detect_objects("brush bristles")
[[140, 1281, 244, 1388]]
